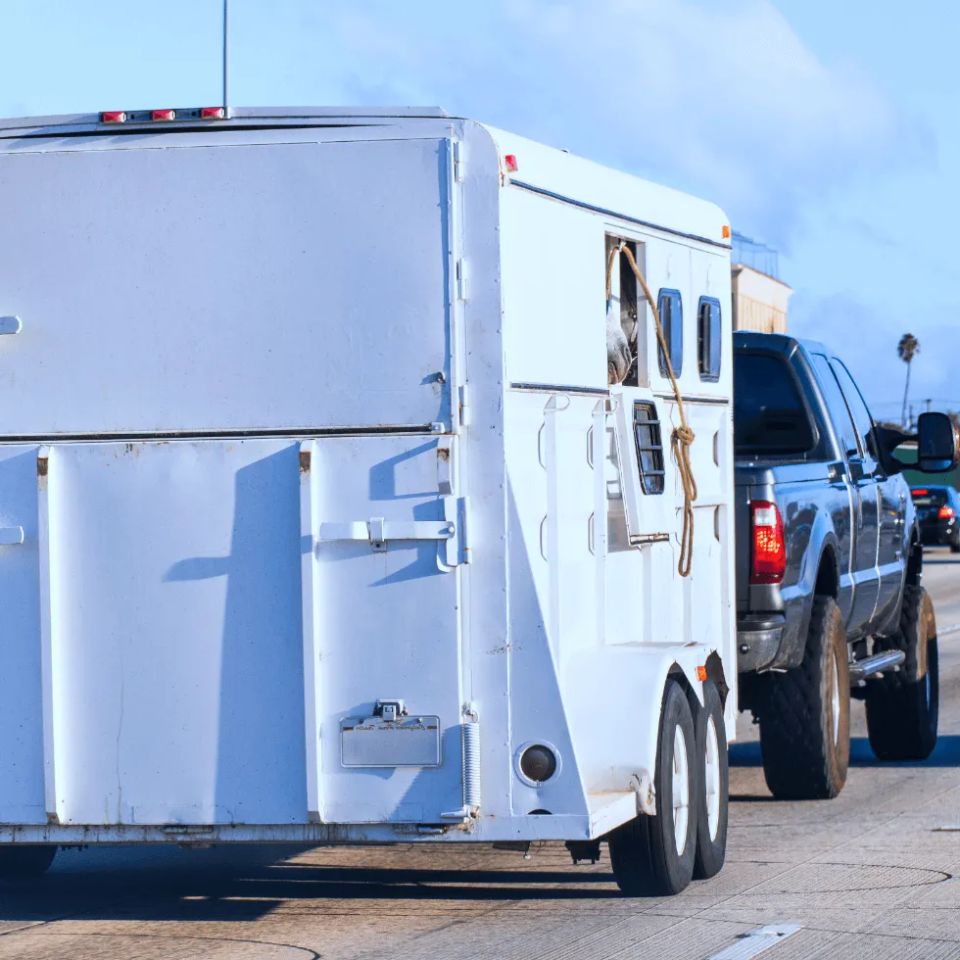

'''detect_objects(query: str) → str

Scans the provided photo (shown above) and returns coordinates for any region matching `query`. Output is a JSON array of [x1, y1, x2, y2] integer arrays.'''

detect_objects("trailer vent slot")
[[633, 402, 665, 495]]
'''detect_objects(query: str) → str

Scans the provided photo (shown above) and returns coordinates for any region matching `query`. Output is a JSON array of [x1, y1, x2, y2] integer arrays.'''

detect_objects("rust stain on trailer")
[[300, 450, 311, 474], [36, 456, 48, 477], [437, 446, 450, 462]]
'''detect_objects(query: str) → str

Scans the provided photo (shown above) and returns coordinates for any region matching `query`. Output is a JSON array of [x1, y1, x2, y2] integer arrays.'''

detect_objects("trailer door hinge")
[[458, 385, 470, 428], [456, 258, 468, 301], [453, 140, 465, 182]]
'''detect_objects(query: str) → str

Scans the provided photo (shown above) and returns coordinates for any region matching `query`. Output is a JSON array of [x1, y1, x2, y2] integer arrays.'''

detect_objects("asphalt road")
[[4, 553, 960, 959]]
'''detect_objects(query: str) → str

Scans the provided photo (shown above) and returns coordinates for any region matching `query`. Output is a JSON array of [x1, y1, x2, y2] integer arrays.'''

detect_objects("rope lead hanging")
[[605, 242, 698, 577]]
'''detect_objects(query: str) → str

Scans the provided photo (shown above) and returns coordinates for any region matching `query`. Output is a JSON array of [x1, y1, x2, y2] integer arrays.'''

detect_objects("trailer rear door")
[[0, 136, 453, 435]]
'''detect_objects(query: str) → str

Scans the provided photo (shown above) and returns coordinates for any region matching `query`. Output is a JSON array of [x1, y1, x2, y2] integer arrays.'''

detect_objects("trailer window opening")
[[634, 401, 665, 494], [605, 236, 648, 387], [657, 289, 683, 378], [697, 296, 721, 382]]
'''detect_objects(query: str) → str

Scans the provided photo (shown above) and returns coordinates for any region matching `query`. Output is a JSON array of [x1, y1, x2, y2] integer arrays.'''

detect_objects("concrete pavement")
[[3, 551, 960, 959]]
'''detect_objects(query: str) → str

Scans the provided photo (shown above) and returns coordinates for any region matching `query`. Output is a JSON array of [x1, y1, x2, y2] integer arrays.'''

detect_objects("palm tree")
[[898, 333, 920, 427]]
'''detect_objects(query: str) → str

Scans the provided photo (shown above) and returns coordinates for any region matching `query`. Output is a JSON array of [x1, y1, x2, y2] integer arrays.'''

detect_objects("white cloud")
[[300, 0, 929, 245], [789, 291, 959, 420]]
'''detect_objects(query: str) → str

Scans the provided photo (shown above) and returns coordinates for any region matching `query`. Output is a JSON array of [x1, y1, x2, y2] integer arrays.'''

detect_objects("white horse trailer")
[[0, 107, 736, 893]]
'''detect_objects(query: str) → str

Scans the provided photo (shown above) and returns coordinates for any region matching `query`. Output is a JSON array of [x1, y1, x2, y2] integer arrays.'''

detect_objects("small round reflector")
[[200, 106, 226, 120], [151, 109, 176, 121], [504, 154, 519, 173], [101, 111, 127, 124], [520, 744, 557, 783]]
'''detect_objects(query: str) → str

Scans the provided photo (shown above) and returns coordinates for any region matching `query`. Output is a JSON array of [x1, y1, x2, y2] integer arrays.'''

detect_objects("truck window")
[[810, 353, 860, 460], [733, 352, 815, 456], [830, 359, 879, 463], [657, 289, 683, 378], [697, 297, 721, 382], [633, 401, 665, 494]]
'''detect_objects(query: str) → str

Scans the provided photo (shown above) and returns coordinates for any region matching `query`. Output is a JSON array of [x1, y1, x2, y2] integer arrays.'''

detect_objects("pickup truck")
[[733, 331, 958, 799]]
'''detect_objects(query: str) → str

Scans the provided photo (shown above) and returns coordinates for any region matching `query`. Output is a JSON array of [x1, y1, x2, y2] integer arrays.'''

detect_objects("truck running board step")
[[849, 649, 906, 684]]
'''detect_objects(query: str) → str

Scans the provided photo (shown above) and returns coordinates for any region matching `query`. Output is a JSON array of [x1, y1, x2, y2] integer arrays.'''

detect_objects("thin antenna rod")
[[222, 0, 229, 109]]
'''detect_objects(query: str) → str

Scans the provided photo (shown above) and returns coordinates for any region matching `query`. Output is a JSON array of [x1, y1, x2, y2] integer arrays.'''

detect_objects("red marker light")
[[750, 500, 786, 584], [912, 489, 929, 496], [151, 109, 176, 121], [200, 106, 225, 120], [101, 111, 127, 124], [504, 154, 519, 173]]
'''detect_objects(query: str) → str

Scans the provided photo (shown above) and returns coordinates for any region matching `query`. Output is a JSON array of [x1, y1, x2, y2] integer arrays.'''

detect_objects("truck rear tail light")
[[751, 500, 785, 584], [101, 111, 127, 124], [200, 106, 226, 120], [151, 109, 176, 121], [939, 505, 955, 519]]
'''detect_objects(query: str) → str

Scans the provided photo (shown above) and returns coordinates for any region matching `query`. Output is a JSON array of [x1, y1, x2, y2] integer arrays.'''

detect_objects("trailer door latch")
[[317, 497, 467, 568]]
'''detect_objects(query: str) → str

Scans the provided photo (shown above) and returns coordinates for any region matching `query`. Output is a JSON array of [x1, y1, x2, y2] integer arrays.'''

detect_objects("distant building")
[[731, 232, 792, 333]]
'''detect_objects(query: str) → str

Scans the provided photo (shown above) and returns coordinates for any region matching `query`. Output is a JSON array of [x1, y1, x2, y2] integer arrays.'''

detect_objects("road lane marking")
[[940, 622, 960, 637], [706, 924, 801, 960]]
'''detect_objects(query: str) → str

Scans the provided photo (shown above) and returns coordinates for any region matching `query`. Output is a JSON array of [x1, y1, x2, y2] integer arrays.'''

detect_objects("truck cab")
[[733, 330, 956, 799]]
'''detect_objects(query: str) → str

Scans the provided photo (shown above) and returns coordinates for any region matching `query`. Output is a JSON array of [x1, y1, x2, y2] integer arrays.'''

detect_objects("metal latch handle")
[[317, 518, 455, 549]]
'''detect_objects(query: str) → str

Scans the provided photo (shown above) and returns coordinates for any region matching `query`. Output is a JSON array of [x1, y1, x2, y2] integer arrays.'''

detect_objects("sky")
[[0, 0, 955, 421]]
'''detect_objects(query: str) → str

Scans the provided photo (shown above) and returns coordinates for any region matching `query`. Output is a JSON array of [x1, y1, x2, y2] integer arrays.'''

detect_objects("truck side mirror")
[[917, 411, 959, 473]]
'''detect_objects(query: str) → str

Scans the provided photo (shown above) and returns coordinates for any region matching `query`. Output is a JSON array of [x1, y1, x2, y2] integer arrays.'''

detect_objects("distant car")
[[911, 485, 960, 552]]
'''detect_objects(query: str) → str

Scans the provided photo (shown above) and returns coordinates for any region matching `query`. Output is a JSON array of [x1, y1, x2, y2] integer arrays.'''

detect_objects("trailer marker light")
[[504, 154, 519, 173], [101, 111, 127, 124], [519, 744, 557, 783], [722, 224, 731, 239], [750, 499, 785, 584], [151, 109, 176, 121], [696, 665, 708, 682], [200, 106, 226, 120]]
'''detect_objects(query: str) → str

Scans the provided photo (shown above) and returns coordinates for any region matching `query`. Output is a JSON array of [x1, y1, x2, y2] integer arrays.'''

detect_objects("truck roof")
[[0, 106, 731, 251], [733, 329, 830, 360]]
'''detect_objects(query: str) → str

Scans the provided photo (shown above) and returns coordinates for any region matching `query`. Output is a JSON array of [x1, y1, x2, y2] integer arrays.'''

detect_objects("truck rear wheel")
[[758, 595, 850, 799], [0, 844, 56, 880], [608, 680, 697, 896], [866, 585, 939, 761], [693, 681, 728, 879]]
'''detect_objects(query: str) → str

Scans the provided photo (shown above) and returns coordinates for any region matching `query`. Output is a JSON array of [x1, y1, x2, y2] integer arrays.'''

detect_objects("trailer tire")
[[693, 681, 728, 879], [758, 595, 850, 799], [608, 680, 697, 896], [0, 845, 56, 880], [866, 585, 939, 761]]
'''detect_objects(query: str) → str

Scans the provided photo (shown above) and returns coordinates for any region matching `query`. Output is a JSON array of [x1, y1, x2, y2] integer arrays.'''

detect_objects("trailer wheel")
[[866, 585, 939, 761], [758, 595, 850, 799], [0, 845, 56, 880], [608, 680, 697, 896], [693, 681, 728, 879]]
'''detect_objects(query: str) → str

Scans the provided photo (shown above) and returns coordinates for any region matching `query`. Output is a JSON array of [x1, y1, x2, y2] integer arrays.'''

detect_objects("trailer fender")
[[561, 646, 715, 813]]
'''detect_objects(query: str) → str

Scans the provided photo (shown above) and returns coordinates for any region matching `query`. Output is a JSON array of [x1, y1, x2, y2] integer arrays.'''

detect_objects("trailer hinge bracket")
[[452, 140, 465, 182], [455, 258, 468, 301]]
